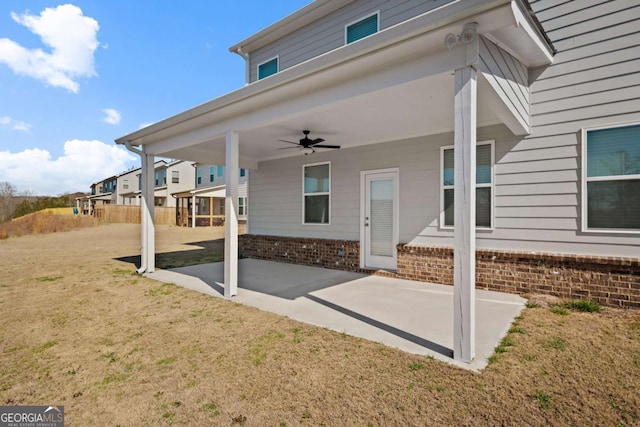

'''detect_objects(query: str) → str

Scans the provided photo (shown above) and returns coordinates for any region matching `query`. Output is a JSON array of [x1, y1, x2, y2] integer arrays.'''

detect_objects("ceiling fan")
[[278, 130, 340, 155]]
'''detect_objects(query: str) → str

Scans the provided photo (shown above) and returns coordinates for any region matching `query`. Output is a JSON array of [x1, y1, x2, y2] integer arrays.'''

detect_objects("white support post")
[[224, 130, 239, 297], [453, 64, 477, 363], [143, 151, 156, 273], [191, 195, 196, 228]]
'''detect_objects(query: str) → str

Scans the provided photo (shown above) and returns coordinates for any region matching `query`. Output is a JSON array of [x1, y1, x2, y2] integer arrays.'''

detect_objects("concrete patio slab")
[[146, 259, 525, 370]]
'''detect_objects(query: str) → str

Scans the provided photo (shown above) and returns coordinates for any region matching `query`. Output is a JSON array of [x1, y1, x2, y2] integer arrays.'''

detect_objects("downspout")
[[233, 47, 250, 85], [124, 141, 148, 274]]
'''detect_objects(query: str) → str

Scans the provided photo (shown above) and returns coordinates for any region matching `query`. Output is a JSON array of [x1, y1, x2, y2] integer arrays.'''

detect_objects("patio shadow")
[[305, 294, 453, 358]]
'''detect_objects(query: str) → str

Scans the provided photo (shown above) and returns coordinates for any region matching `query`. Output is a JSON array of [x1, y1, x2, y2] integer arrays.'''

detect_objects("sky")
[[0, 0, 310, 195]]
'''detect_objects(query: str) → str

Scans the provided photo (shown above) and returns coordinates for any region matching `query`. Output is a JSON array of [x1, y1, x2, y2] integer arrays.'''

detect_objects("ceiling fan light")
[[301, 147, 314, 155]]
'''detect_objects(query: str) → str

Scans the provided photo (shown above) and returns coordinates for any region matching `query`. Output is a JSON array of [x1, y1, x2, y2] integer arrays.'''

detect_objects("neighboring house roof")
[[173, 184, 227, 199]]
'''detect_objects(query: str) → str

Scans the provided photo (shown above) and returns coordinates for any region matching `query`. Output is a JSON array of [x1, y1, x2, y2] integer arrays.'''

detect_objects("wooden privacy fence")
[[94, 205, 175, 225]]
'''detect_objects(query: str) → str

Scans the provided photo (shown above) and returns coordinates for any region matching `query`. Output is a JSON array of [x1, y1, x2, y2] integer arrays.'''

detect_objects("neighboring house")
[[116, 0, 640, 363], [150, 160, 194, 208], [173, 164, 249, 227], [117, 166, 143, 206], [79, 176, 117, 214]]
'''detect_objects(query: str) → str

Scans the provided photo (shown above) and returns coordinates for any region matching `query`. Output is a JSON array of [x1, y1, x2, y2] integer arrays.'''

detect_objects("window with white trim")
[[345, 12, 379, 44], [583, 123, 640, 231], [196, 168, 202, 185], [441, 142, 494, 228], [209, 166, 215, 182], [238, 197, 248, 216], [172, 171, 179, 184], [303, 162, 330, 224], [257, 57, 278, 80]]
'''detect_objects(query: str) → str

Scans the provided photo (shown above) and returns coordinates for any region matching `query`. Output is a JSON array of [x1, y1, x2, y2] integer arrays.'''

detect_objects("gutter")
[[124, 141, 148, 275], [233, 47, 251, 85]]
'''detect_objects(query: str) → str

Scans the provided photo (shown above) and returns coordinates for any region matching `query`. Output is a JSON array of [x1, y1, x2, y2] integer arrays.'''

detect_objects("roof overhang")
[[173, 184, 226, 198], [116, 0, 553, 168]]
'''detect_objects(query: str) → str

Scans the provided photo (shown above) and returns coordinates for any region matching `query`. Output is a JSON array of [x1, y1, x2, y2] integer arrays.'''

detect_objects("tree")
[[0, 182, 17, 223]]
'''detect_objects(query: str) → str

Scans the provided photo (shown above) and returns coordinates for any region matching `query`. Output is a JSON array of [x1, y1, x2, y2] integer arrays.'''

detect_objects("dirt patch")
[[0, 224, 638, 426]]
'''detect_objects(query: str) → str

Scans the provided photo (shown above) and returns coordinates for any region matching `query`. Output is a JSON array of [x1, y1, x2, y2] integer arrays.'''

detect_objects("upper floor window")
[[123, 179, 129, 190], [217, 165, 225, 177], [209, 166, 215, 182], [303, 162, 330, 225], [155, 172, 160, 187], [172, 171, 179, 184], [258, 57, 278, 80], [196, 169, 202, 185], [583, 123, 640, 232], [240, 168, 246, 177], [346, 12, 379, 44], [440, 142, 494, 229]]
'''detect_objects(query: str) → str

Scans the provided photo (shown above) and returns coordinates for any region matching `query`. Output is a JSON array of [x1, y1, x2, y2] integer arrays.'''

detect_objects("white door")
[[361, 169, 399, 270]]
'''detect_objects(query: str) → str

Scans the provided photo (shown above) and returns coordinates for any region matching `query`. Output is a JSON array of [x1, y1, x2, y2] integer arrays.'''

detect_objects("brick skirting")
[[396, 245, 640, 309], [238, 234, 640, 309], [239, 234, 361, 271]]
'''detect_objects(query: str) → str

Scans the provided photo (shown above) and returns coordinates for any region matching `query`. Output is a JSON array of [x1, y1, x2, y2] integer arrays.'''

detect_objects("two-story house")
[[117, 0, 640, 363], [79, 175, 118, 214], [173, 164, 249, 227]]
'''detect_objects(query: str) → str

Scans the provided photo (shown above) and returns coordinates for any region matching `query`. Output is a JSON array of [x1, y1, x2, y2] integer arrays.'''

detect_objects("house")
[[173, 164, 249, 227], [116, 0, 640, 363], [79, 176, 118, 214]]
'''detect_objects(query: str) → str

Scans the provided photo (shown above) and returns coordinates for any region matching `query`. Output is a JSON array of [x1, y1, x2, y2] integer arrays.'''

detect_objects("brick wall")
[[396, 245, 640, 309], [239, 234, 361, 271], [238, 235, 640, 309]]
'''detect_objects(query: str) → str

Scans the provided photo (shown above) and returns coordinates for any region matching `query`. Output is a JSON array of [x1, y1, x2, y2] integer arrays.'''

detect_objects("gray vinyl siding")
[[502, 0, 640, 254], [248, 0, 455, 82], [478, 36, 530, 130], [249, 0, 640, 258]]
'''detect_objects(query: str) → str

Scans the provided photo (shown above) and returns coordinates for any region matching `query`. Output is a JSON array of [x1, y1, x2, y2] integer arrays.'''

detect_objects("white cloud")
[[0, 4, 100, 93], [0, 139, 136, 195], [102, 108, 121, 125], [0, 116, 31, 132]]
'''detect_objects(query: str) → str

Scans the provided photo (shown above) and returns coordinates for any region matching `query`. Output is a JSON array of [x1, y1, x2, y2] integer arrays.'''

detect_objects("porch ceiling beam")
[[224, 130, 239, 297], [453, 45, 478, 363]]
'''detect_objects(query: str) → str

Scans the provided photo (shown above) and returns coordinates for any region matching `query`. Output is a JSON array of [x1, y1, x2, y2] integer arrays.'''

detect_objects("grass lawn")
[[0, 223, 638, 426]]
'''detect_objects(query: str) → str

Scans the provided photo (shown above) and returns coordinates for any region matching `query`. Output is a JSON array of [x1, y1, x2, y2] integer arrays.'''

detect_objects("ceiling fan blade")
[[277, 139, 299, 145], [313, 144, 340, 149], [277, 146, 301, 150], [309, 138, 325, 146]]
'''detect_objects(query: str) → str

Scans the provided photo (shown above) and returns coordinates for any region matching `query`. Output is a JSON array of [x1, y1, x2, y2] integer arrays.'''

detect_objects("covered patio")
[[116, 0, 552, 364], [147, 258, 525, 371]]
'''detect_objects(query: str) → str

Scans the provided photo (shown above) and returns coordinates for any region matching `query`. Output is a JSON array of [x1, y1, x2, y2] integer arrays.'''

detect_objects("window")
[[172, 171, 179, 184], [303, 162, 330, 224], [217, 165, 225, 177], [154, 172, 159, 187], [123, 179, 129, 190], [238, 197, 248, 216], [583, 123, 640, 232], [240, 168, 246, 177], [209, 166, 215, 182], [441, 142, 494, 229], [196, 169, 202, 185], [257, 57, 278, 80], [346, 12, 379, 44]]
